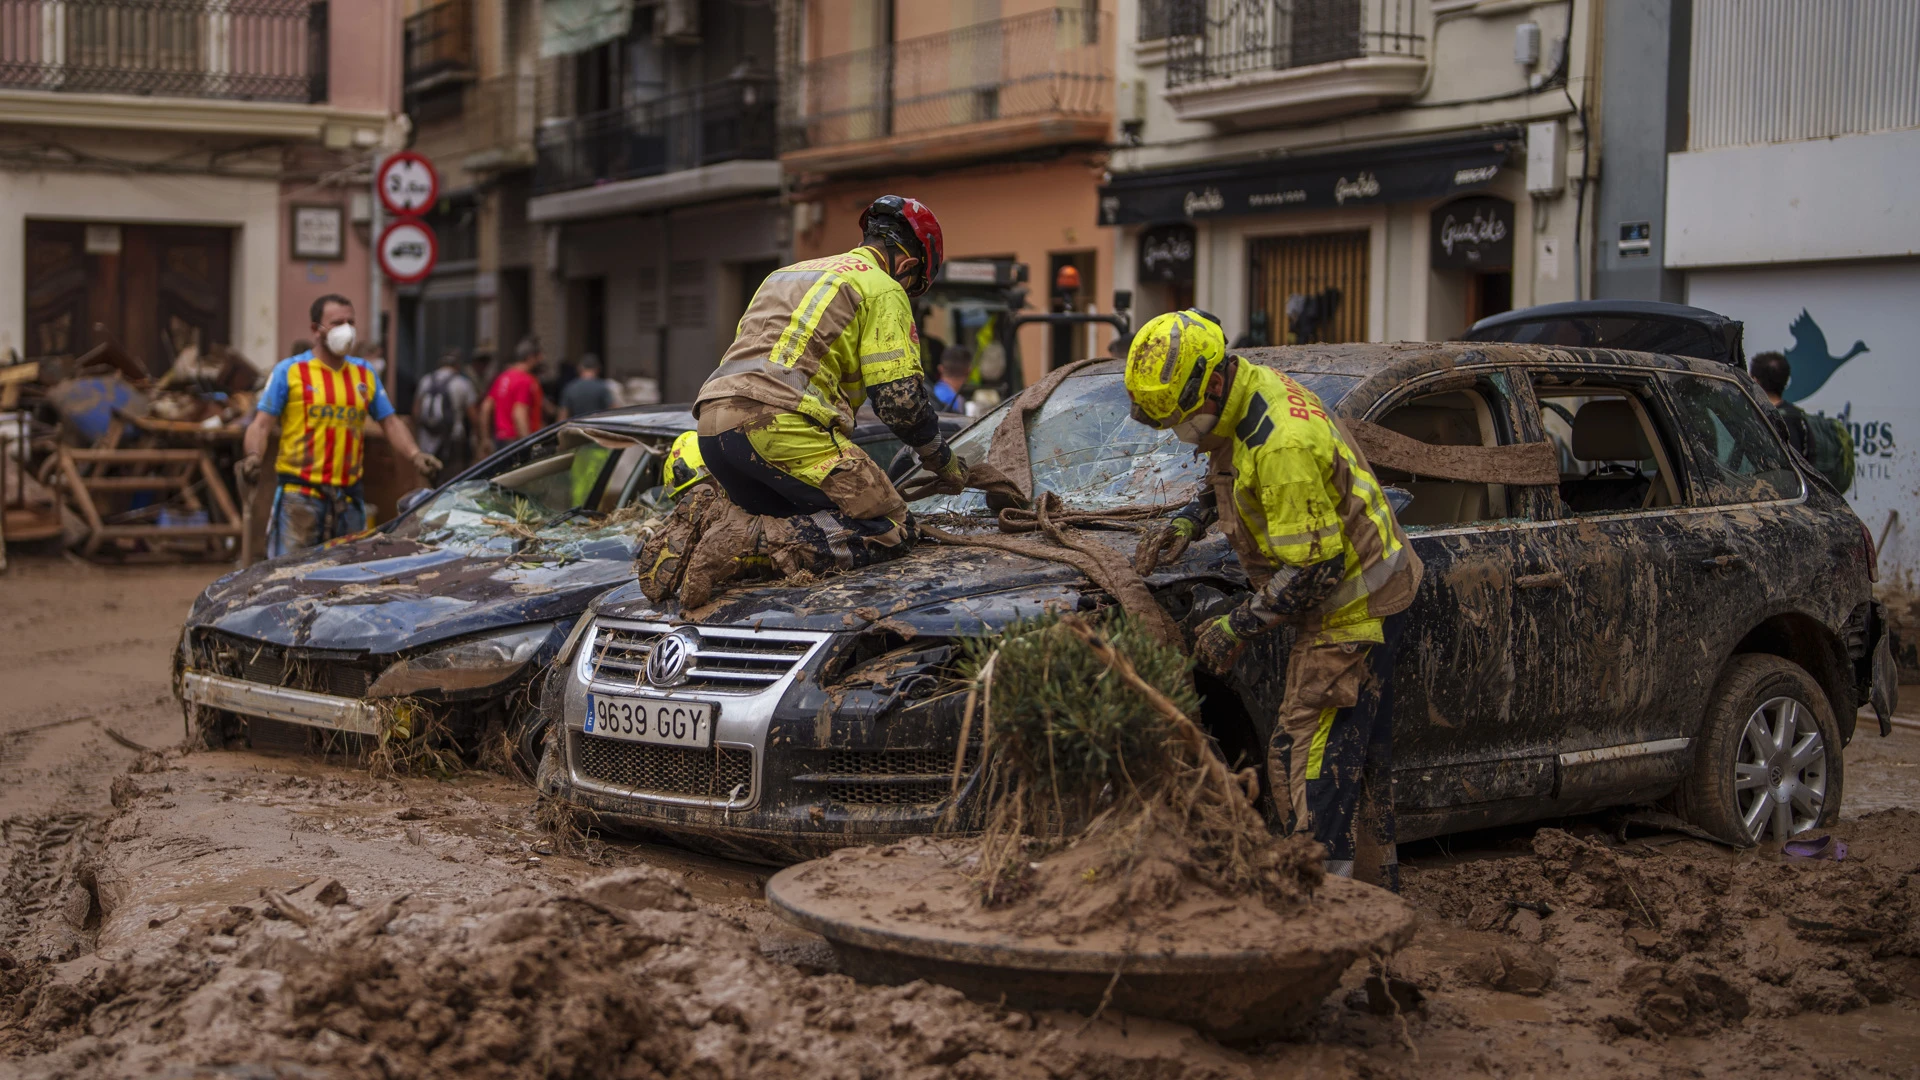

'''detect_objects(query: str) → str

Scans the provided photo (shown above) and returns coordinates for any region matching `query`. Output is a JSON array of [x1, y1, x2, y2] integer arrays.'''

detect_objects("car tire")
[[1676, 654, 1843, 847], [185, 704, 244, 750]]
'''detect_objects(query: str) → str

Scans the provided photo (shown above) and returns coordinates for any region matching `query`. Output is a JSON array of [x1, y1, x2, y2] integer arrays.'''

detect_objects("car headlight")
[[367, 623, 557, 697]]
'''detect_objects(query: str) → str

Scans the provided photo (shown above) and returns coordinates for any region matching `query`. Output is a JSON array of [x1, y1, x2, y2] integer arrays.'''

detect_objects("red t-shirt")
[[489, 367, 546, 441]]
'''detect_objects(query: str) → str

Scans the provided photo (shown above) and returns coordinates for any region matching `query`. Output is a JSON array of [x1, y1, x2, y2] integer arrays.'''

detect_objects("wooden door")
[[20, 220, 232, 373]]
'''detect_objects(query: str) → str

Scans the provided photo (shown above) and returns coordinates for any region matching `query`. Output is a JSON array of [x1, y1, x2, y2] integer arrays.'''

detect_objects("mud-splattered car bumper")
[[535, 615, 993, 862]]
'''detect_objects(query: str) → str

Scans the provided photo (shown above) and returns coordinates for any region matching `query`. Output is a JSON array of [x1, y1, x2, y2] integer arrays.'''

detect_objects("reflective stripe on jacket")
[[1205, 363, 1422, 644], [695, 246, 922, 436]]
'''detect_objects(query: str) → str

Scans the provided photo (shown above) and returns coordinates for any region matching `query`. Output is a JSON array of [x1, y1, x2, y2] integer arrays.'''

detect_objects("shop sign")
[[1430, 196, 1514, 270], [1138, 223, 1195, 285], [291, 204, 344, 260], [1098, 136, 1514, 226]]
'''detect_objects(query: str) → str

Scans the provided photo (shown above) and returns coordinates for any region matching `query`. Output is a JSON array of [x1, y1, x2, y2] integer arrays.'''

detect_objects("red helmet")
[[858, 195, 943, 297]]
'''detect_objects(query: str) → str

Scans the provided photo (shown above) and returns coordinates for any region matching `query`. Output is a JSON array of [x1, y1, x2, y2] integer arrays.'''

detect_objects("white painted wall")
[[0, 168, 282, 363], [1686, 260, 1920, 599], [1665, 128, 1920, 269]]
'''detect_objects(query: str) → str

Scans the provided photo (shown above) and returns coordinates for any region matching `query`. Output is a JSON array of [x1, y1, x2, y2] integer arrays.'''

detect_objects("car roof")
[[561, 402, 964, 441], [1459, 300, 1745, 367]]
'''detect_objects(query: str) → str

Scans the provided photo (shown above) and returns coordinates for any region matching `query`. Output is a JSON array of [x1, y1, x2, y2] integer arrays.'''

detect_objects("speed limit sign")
[[377, 219, 438, 283], [376, 151, 439, 217]]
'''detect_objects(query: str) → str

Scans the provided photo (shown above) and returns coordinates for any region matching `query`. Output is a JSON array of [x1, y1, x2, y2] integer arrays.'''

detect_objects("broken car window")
[[388, 426, 668, 553], [912, 366, 1359, 515], [1661, 374, 1803, 506]]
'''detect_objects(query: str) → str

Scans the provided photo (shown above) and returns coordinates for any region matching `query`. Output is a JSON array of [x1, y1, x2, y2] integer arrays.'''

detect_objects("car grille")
[[571, 730, 754, 802], [194, 631, 378, 698], [583, 621, 822, 696], [797, 746, 983, 808]]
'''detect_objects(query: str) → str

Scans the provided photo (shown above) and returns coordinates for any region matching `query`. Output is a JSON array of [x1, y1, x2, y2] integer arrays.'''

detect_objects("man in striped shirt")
[[240, 294, 441, 558]]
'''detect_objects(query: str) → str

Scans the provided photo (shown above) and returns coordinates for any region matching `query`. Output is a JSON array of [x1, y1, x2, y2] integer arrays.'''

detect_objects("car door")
[[1519, 362, 1701, 808], [1356, 367, 1565, 832]]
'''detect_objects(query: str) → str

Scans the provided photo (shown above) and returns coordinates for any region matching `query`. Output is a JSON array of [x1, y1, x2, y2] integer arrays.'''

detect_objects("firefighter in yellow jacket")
[[638, 197, 965, 601], [1126, 310, 1423, 888]]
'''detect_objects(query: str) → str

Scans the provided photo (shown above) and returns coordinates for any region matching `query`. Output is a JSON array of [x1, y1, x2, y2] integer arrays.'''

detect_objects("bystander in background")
[[413, 349, 481, 477], [558, 354, 615, 419]]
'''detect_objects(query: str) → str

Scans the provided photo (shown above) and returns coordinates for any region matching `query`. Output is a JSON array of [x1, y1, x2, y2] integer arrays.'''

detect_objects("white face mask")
[[323, 322, 356, 357], [1171, 411, 1219, 445]]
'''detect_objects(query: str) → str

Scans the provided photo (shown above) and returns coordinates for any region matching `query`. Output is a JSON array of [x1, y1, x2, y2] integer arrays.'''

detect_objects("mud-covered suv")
[[539, 343, 1898, 860]]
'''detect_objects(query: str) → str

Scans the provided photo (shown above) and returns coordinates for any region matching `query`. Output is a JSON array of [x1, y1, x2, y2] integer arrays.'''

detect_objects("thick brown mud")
[[4, 555, 1920, 1078]]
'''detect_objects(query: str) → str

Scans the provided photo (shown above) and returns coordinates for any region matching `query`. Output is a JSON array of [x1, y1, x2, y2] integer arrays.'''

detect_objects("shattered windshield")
[[388, 426, 674, 556], [912, 364, 1360, 514]]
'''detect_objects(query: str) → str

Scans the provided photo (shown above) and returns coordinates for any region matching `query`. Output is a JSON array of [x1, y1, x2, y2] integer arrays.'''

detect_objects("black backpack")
[[1779, 401, 1854, 493], [416, 372, 458, 438]]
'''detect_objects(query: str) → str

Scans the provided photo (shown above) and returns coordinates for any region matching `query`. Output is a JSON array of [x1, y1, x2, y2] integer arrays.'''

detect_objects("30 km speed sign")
[[377, 219, 438, 283], [376, 151, 439, 217]]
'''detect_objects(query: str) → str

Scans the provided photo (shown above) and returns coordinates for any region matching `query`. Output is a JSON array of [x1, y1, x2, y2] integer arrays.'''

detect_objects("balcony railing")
[[783, 7, 1111, 153], [1165, 0, 1423, 89], [534, 78, 776, 196], [403, 0, 471, 91], [0, 0, 326, 103]]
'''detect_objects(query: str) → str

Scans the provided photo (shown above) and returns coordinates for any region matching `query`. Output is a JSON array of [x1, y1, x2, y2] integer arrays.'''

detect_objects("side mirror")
[[396, 487, 433, 515]]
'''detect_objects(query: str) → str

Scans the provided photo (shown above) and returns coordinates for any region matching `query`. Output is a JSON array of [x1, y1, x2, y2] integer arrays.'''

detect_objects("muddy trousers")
[[266, 478, 366, 560], [1268, 612, 1406, 891], [698, 429, 916, 574]]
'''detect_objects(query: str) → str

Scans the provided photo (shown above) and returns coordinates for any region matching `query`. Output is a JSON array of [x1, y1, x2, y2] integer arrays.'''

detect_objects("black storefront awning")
[[1098, 131, 1521, 227]]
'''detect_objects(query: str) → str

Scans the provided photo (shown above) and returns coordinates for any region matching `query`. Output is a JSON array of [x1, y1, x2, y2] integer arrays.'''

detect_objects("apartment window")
[[1248, 230, 1369, 345]]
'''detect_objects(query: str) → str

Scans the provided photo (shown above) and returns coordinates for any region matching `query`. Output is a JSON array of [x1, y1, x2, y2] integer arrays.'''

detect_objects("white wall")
[[1686, 260, 1920, 599], [0, 168, 281, 363], [1666, 128, 1920, 268]]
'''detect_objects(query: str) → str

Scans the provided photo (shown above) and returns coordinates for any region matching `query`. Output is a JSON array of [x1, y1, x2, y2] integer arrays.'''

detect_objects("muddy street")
[[4, 555, 1919, 1079]]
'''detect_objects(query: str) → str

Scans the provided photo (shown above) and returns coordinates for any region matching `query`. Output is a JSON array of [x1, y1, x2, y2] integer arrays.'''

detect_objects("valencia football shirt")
[[258, 351, 395, 488]]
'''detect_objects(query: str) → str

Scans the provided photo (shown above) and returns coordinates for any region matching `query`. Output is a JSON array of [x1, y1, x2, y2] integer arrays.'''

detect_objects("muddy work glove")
[[237, 453, 263, 487], [1133, 514, 1203, 575], [410, 450, 444, 480], [1192, 614, 1248, 676], [915, 439, 969, 496]]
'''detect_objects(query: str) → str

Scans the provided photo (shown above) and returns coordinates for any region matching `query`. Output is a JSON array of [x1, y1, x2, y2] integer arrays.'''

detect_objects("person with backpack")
[[413, 349, 480, 478], [1750, 351, 1854, 492]]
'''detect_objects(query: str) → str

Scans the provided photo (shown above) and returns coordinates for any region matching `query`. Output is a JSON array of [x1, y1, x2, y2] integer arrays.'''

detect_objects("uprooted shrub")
[[953, 611, 1322, 915]]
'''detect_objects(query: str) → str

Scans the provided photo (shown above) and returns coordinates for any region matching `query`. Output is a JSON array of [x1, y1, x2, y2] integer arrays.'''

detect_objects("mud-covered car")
[[174, 406, 962, 761], [539, 344, 1898, 859]]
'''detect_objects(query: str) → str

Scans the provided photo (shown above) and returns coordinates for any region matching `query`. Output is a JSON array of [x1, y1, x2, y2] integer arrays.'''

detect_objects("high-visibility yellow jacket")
[[1203, 362, 1422, 644], [695, 246, 929, 441]]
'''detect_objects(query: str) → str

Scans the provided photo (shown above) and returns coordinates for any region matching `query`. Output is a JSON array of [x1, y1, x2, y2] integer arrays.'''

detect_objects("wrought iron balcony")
[[782, 7, 1112, 174], [533, 77, 776, 196], [1164, 0, 1426, 125], [0, 0, 327, 103]]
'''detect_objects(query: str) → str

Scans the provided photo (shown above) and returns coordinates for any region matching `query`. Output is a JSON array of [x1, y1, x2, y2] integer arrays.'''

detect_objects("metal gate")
[[1247, 229, 1368, 345]]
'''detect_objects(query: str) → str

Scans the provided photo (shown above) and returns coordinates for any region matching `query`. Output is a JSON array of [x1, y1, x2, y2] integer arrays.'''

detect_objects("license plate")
[[584, 693, 713, 748]]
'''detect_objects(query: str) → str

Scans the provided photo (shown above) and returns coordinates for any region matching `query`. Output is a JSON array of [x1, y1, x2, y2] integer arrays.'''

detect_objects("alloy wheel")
[[1735, 694, 1827, 843]]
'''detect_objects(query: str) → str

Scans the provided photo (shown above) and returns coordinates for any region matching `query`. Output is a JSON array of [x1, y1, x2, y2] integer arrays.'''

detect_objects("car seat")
[[1561, 399, 1652, 512], [1378, 403, 1490, 526]]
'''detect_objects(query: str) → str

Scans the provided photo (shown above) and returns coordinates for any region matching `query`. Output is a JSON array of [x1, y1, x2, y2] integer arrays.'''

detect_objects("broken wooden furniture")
[[52, 447, 243, 558]]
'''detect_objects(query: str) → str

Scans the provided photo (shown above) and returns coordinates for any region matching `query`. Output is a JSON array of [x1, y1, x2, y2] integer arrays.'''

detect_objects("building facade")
[[1, 0, 403, 374], [1641, 0, 1920, 631], [1104, 0, 1594, 346], [780, 0, 1118, 387], [524, 0, 783, 403]]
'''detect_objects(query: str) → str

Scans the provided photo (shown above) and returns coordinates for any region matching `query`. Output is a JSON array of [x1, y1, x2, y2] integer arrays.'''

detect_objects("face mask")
[[323, 323, 356, 356], [1171, 411, 1219, 445]]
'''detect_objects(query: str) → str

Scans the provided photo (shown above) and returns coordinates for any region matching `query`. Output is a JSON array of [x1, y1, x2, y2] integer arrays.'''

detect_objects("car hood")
[[188, 533, 638, 654], [592, 529, 1243, 636]]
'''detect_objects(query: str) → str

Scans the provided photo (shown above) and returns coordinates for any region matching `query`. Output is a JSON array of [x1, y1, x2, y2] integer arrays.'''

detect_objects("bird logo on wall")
[[1784, 309, 1869, 402]]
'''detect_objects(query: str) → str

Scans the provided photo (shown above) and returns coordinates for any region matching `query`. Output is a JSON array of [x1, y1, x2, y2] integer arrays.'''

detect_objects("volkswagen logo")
[[647, 628, 699, 688]]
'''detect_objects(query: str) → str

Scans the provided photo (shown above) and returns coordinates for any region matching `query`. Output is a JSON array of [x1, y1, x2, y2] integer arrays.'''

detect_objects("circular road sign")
[[376, 151, 439, 217], [377, 219, 438, 284]]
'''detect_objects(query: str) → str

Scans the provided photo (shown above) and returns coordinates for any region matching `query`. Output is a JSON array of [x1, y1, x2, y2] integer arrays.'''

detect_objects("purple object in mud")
[[1782, 834, 1848, 861]]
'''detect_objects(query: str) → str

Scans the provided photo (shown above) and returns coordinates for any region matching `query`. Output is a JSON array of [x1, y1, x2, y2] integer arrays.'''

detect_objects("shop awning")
[[1098, 132, 1521, 227]]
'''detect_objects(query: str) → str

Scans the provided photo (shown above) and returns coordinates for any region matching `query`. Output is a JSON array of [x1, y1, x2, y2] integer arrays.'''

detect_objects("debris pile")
[[1402, 810, 1920, 1036]]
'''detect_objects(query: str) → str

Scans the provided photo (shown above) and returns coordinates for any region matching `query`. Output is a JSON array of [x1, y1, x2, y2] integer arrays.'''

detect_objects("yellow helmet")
[[1123, 309, 1229, 428], [664, 430, 708, 496]]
